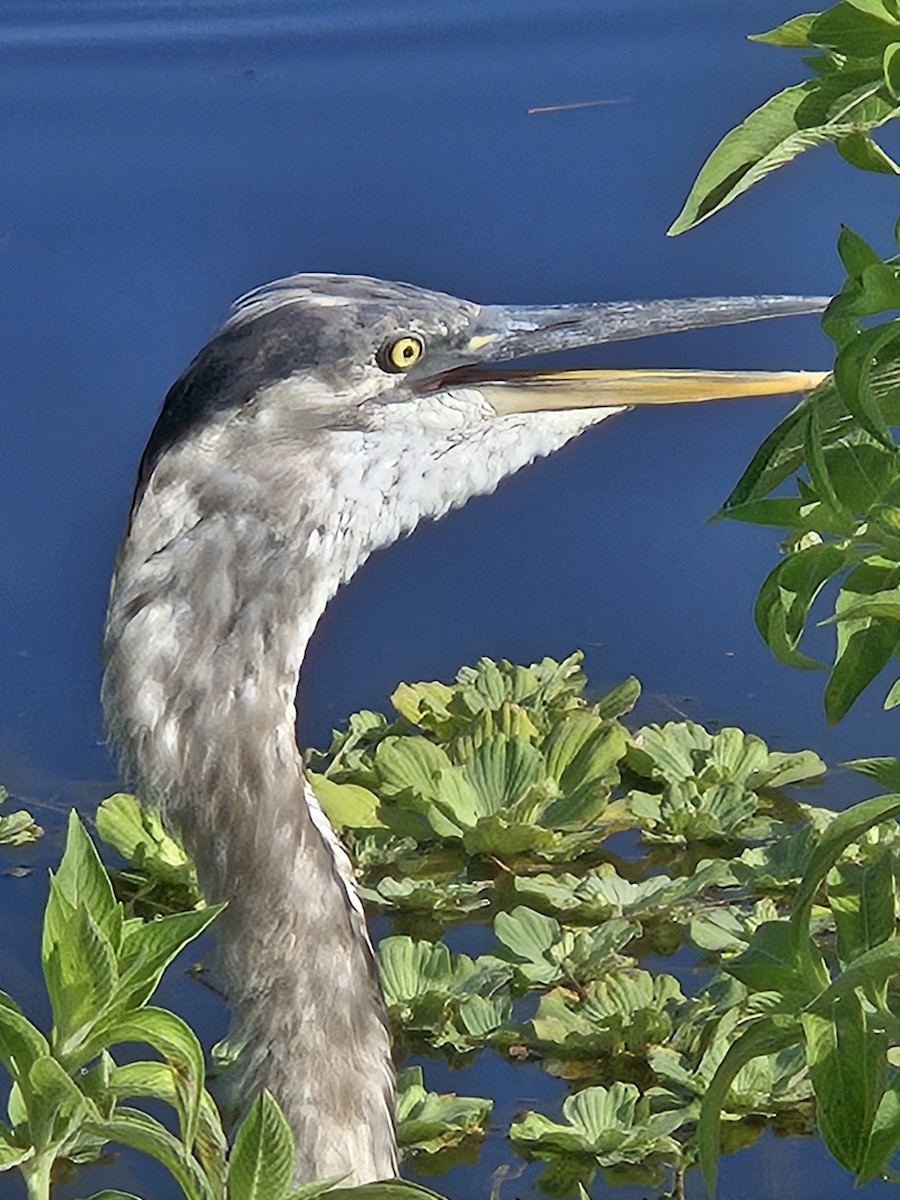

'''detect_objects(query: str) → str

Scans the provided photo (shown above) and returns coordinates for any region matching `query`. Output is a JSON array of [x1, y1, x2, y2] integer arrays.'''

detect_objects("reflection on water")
[[3, 1, 900, 1196]]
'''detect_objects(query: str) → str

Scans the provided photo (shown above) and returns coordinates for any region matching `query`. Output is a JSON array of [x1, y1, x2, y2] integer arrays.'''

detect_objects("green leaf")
[[709, 726, 768, 781], [669, 75, 900, 234], [80, 1192, 145, 1199], [109, 1062, 227, 1198], [750, 13, 817, 46], [115, 905, 221, 1016], [0, 805, 41, 847], [669, 82, 819, 234], [811, 2, 900, 56], [563, 920, 639, 986], [802, 992, 886, 1173], [885, 41, 900, 97], [762, 747, 827, 786], [228, 1090, 295, 1200], [698, 1017, 802, 1196], [792, 792, 900, 930], [287, 1180, 346, 1200], [829, 589, 900, 620], [26, 1055, 90, 1154], [374, 737, 452, 801], [824, 558, 900, 721], [838, 226, 885, 278], [832, 324, 900, 444], [0, 1134, 31, 1171], [844, 755, 900, 789], [86, 1106, 214, 1200], [859, 1073, 900, 1180], [724, 497, 817, 528], [325, 1184, 446, 1200], [837, 130, 900, 171], [803, 407, 846, 519], [376, 937, 482, 1012], [461, 814, 555, 857], [0, 992, 50, 1091], [308, 773, 384, 830], [43, 811, 121, 961], [829, 853, 896, 965], [44, 902, 118, 1062], [459, 735, 545, 814], [824, 618, 899, 722], [96, 1007, 205, 1148], [390, 680, 455, 730], [627, 720, 712, 783], [543, 713, 625, 799], [592, 676, 640, 720], [754, 542, 848, 670], [722, 382, 852, 512], [511, 1081, 682, 1164], [456, 992, 512, 1040], [846, 0, 900, 19], [526, 969, 684, 1059], [359, 874, 492, 917], [808, 936, 900, 1008], [726, 920, 823, 1004], [494, 908, 559, 972], [96, 793, 198, 892], [395, 1065, 491, 1153]]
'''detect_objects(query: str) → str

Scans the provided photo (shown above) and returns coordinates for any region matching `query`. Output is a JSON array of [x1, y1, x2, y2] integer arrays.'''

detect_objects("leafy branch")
[[0, 811, 441, 1200], [670, 0, 900, 235]]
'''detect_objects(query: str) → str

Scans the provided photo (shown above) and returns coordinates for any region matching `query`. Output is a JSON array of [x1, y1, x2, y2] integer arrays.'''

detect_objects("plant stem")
[[23, 1151, 54, 1200]]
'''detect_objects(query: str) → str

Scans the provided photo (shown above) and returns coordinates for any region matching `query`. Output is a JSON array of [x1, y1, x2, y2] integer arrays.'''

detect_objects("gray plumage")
[[102, 274, 826, 1184]]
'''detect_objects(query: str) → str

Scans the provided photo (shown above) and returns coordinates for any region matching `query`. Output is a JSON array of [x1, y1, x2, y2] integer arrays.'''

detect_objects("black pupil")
[[402, 343, 415, 359]]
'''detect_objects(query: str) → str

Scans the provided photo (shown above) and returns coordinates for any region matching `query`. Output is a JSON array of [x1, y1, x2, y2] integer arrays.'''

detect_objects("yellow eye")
[[378, 333, 425, 373]]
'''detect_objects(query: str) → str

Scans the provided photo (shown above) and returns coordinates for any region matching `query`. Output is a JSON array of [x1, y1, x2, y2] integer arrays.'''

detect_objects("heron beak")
[[473, 368, 829, 414], [421, 294, 829, 412]]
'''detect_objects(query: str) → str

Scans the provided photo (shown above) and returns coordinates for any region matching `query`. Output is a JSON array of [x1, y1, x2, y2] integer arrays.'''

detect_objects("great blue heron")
[[101, 274, 826, 1185]]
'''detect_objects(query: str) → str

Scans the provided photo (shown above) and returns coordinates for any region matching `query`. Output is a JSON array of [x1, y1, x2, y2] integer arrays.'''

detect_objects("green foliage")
[[510, 1083, 683, 1193], [71, 651, 900, 1196], [625, 722, 825, 842], [523, 969, 685, 1063], [492, 906, 637, 989], [4, 658, 899, 1197], [666, 3, 900, 721], [0, 784, 41, 846], [395, 1067, 491, 1157], [97, 793, 202, 914], [510, 858, 735, 924], [0, 814, 447, 1200], [698, 791, 900, 1195], [0, 812, 222, 1200], [304, 666, 900, 1194], [669, 27, 900, 1172], [670, 1, 900, 234], [377, 934, 513, 1052], [307, 654, 633, 870], [716, 221, 900, 721]]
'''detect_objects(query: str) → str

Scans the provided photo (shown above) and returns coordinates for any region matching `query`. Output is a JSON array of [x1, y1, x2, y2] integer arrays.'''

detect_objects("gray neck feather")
[[102, 385, 612, 1183], [104, 431, 402, 1182]]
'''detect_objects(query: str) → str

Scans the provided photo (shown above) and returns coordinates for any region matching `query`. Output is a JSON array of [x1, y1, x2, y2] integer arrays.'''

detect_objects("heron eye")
[[378, 333, 425, 373]]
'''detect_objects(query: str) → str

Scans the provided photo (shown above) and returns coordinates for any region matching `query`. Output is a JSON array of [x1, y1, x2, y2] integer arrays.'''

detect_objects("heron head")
[[139, 273, 827, 477], [129, 273, 827, 552]]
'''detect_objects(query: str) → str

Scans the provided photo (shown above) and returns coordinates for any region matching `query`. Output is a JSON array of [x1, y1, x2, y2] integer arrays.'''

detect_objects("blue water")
[[2, 2, 900, 1197]]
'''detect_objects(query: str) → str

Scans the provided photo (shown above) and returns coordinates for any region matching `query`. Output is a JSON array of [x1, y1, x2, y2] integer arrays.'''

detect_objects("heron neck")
[[102, 483, 397, 1183]]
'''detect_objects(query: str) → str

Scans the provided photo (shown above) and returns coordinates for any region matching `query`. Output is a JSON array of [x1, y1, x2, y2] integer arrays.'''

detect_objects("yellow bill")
[[479, 369, 828, 415]]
